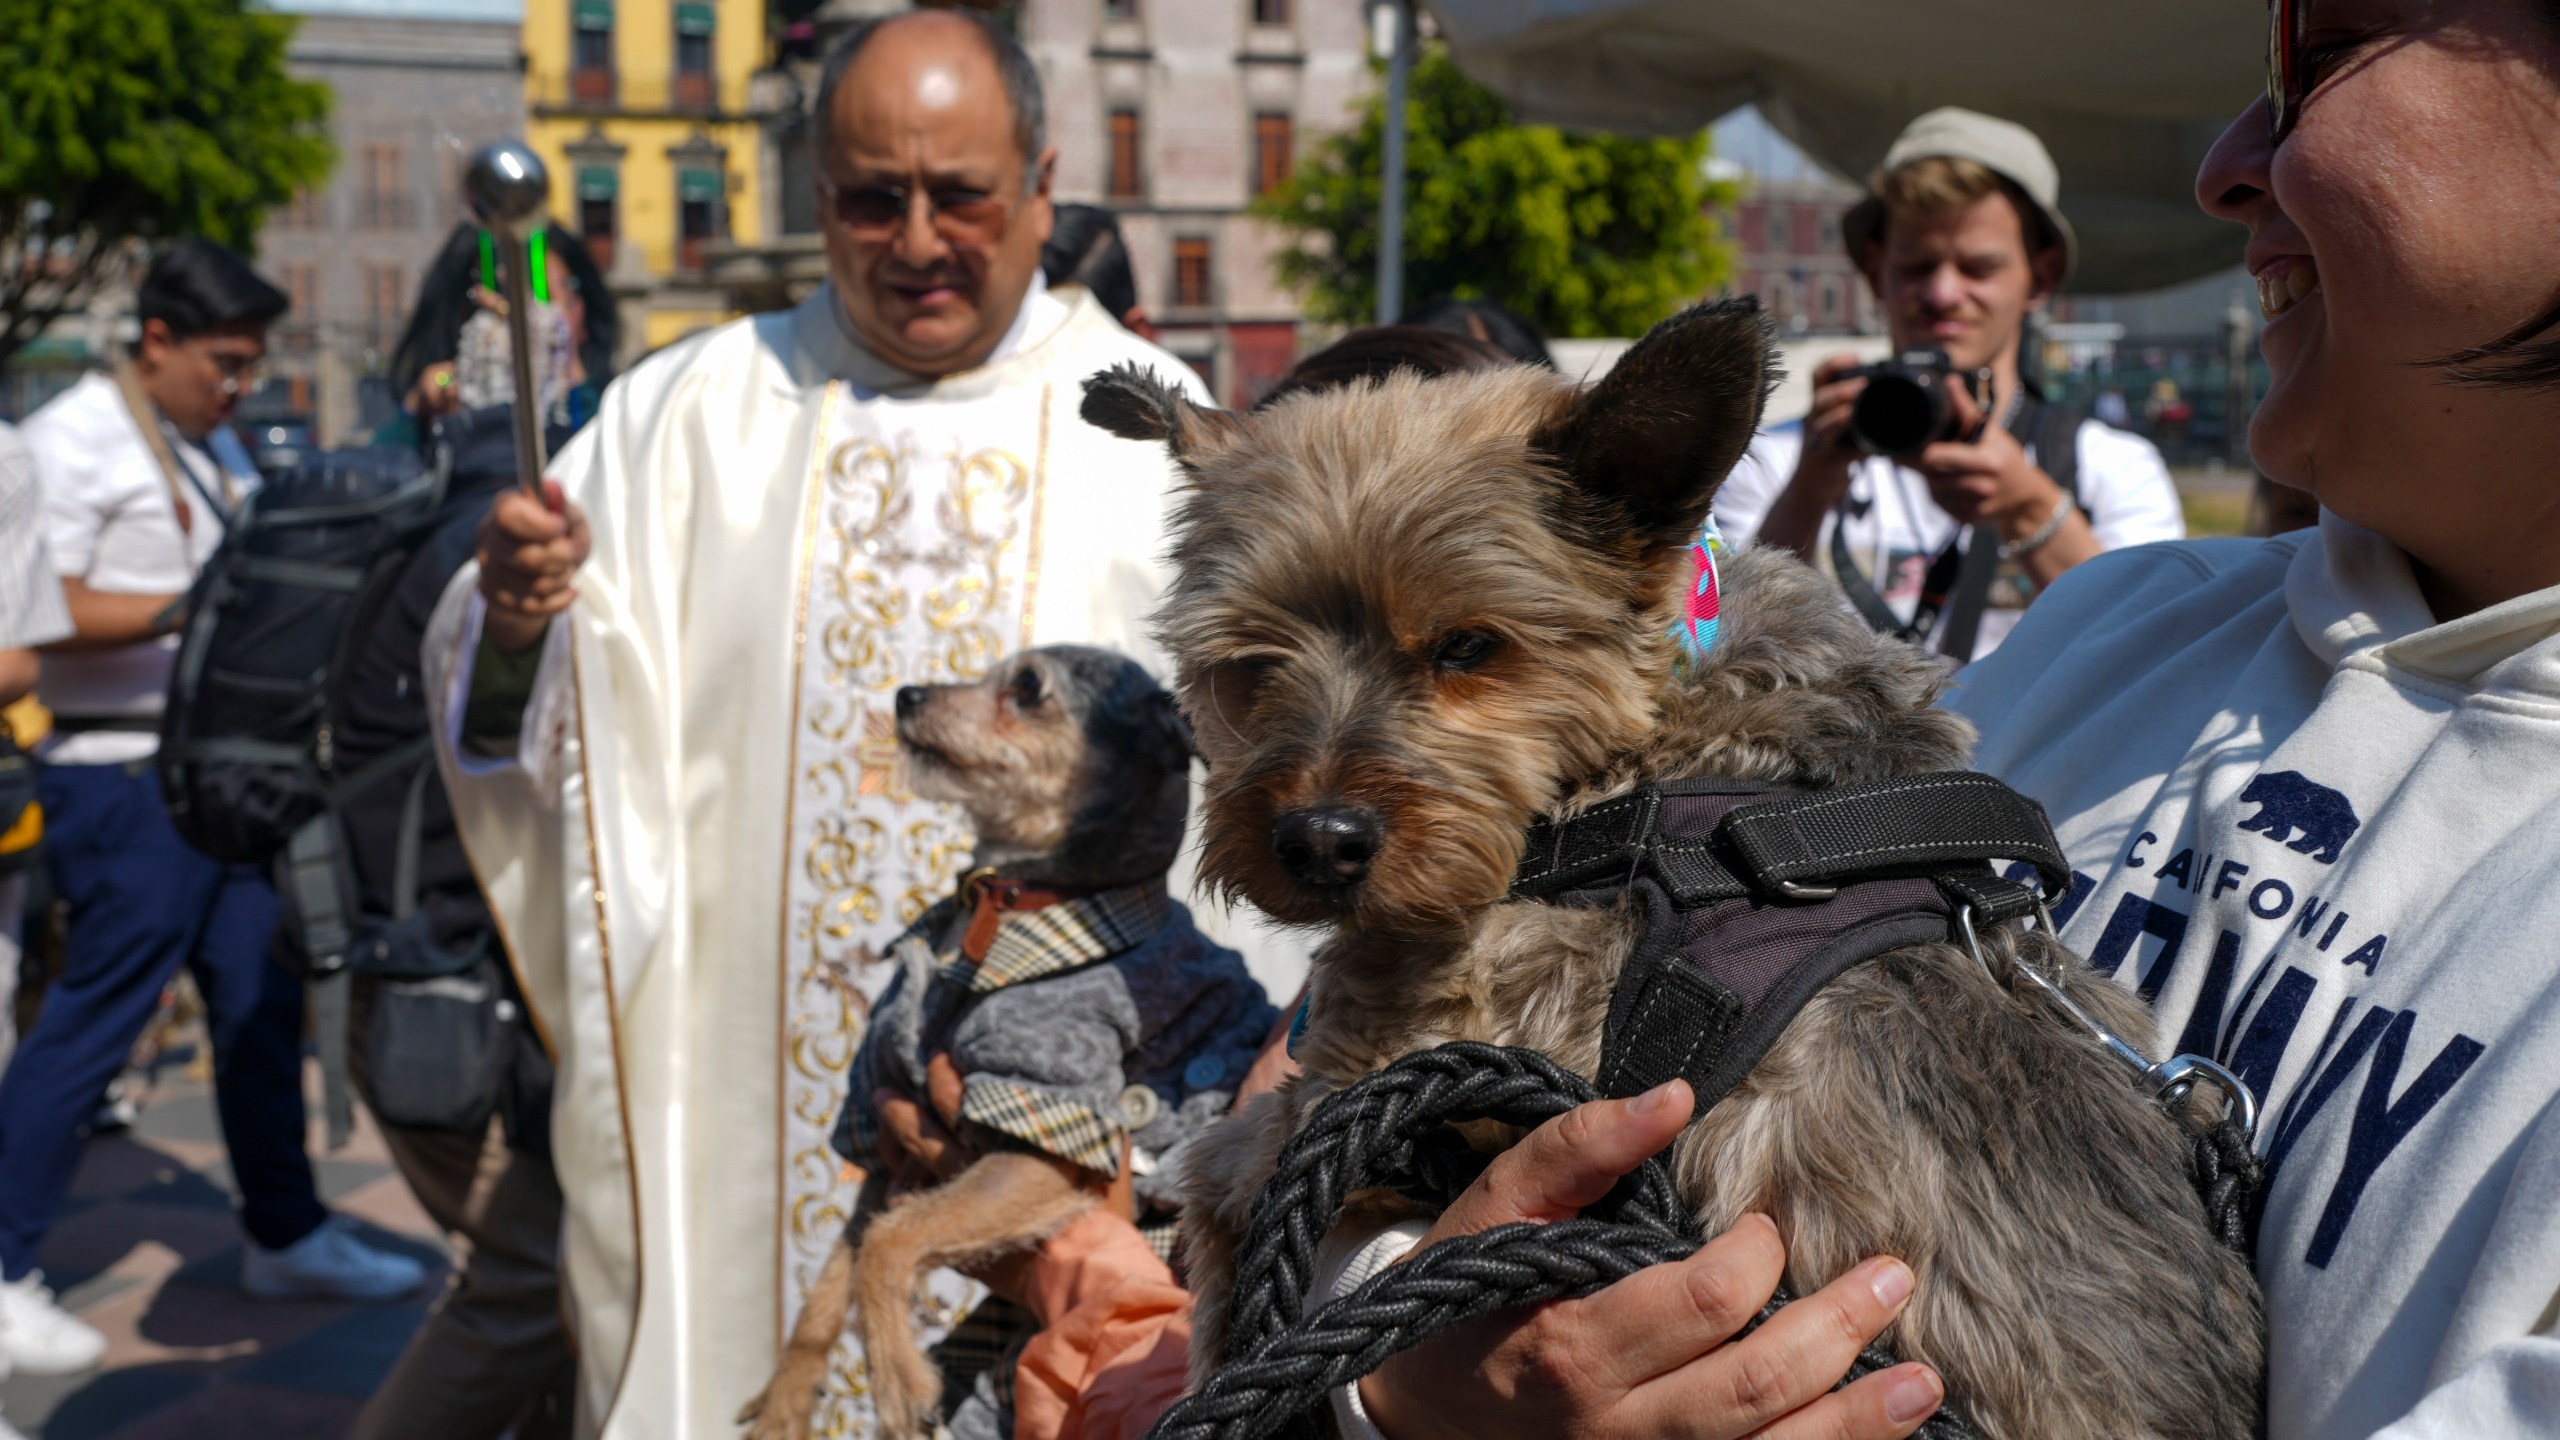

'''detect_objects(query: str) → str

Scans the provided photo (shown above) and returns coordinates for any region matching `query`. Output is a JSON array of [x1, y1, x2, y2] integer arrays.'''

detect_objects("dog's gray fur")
[[1084, 298, 2264, 1440]]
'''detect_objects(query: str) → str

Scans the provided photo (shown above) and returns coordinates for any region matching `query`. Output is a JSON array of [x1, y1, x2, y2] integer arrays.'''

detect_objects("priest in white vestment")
[[420, 15, 1270, 1437]]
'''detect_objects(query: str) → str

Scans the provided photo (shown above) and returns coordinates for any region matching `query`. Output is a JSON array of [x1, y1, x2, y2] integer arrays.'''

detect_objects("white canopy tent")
[[1421, 0, 2268, 294]]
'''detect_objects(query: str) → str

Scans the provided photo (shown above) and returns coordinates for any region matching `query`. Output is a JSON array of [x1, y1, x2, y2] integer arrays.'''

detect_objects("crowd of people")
[[2, 2, 2557, 1439]]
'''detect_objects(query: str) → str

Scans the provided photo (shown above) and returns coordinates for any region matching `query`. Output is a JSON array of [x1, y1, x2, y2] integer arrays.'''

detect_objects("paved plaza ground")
[[0, 1053, 446, 1440]]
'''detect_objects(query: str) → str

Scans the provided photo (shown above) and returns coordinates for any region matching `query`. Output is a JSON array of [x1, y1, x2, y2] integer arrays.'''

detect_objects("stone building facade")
[[712, 0, 1373, 408], [523, 0, 780, 355], [1724, 173, 1881, 339], [1025, 0, 1370, 404], [256, 9, 524, 446]]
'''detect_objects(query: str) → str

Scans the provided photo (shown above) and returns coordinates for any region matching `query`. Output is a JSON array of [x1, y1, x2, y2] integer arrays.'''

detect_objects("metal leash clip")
[[1957, 904, 2258, 1139]]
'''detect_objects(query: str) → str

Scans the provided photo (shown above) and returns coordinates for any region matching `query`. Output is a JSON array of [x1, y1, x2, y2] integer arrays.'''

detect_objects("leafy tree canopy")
[[0, 0, 333, 368], [1253, 48, 1734, 340]]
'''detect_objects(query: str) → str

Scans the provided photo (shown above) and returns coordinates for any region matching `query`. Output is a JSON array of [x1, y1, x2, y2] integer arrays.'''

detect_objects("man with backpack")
[[1713, 109, 2185, 662], [0, 241, 424, 1381]]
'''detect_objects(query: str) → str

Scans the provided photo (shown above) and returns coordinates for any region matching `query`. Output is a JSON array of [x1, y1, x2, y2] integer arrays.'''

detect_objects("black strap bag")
[[1830, 396, 2086, 661]]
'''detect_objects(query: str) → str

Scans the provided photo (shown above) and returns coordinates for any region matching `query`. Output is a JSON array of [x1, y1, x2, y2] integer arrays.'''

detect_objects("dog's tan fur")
[[739, 1160, 1093, 1440], [1085, 299, 2263, 1440]]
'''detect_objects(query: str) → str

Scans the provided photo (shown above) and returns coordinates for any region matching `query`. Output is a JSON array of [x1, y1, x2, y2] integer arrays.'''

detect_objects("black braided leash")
[[1148, 1043, 1991, 1440], [2188, 1110, 2267, 1258]]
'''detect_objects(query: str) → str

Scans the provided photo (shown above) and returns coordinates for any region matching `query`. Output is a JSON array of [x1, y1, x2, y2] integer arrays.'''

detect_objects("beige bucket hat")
[[1840, 107, 2079, 281]]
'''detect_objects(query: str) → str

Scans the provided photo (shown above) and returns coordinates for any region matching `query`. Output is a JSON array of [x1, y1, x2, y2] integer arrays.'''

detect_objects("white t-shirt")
[[23, 370, 257, 764], [1715, 414, 2185, 662], [1950, 513, 2560, 1440], [0, 424, 73, 654]]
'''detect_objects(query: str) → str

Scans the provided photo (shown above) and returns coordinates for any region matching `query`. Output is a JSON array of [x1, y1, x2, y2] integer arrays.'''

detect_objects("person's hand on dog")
[[871, 1052, 1138, 1306], [476, 477, 590, 654], [1758, 353, 1873, 564], [1360, 1079, 1945, 1440]]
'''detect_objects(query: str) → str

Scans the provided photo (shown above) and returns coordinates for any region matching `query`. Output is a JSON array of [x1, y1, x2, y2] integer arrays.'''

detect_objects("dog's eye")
[[1431, 630, 1502, 673], [1010, 667, 1044, 709]]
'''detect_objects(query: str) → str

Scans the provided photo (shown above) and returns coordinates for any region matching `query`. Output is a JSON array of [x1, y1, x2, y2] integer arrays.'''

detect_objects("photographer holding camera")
[[1716, 109, 2184, 662]]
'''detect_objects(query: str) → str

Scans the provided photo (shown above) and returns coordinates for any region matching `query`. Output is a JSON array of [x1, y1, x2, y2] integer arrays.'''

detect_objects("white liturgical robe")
[[422, 282, 1252, 1439]]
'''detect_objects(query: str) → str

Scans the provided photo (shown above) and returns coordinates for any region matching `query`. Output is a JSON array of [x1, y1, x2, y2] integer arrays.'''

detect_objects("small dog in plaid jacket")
[[739, 645, 1276, 1440]]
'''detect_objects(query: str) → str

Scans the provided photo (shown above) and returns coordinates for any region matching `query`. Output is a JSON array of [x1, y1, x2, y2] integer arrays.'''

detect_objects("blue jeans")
[[0, 761, 326, 1278]]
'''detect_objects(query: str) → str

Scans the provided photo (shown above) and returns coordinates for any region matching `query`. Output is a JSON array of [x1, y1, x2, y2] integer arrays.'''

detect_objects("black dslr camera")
[[1844, 348, 1989, 457]]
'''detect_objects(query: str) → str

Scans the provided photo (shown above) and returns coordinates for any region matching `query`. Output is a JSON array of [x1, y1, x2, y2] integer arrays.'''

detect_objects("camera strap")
[[1830, 391, 2085, 661]]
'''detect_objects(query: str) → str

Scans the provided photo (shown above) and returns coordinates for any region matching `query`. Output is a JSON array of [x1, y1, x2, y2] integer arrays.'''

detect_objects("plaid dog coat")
[[833, 880, 1277, 1210]]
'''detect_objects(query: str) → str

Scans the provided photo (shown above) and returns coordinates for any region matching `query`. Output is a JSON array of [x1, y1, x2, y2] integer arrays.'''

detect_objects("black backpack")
[[161, 406, 562, 1147], [159, 443, 453, 868]]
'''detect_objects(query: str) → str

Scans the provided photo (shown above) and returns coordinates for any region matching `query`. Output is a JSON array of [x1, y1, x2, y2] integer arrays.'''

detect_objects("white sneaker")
[[0, 1284, 22, 1440], [0, 1270, 108, 1374], [240, 1217, 428, 1303]]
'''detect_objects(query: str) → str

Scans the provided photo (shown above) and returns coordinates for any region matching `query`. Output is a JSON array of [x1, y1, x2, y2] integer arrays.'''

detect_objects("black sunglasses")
[[823, 181, 1013, 244], [2267, 0, 2305, 142]]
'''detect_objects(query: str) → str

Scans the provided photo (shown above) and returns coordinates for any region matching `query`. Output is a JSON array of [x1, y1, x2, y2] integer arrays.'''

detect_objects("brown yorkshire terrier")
[[1081, 298, 2262, 1440]]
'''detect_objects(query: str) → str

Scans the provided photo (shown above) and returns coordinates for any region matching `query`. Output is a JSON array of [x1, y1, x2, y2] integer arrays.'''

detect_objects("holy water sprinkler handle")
[[464, 142, 552, 496]]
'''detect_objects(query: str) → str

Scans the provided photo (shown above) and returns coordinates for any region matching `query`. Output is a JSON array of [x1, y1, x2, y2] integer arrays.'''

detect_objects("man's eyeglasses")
[[192, 342, 266, 397], [2267, 0, 2305, 143], [823, 180, 1014, 245]]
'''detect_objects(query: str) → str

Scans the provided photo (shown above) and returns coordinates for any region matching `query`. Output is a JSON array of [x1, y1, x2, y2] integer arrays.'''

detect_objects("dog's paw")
[[863, 1347, 946, 1440], [735, 1389, 813, 1440]]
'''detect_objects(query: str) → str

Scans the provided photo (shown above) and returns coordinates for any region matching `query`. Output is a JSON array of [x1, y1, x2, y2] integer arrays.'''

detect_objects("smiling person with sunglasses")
[[1937, 3, 2560, 1438]]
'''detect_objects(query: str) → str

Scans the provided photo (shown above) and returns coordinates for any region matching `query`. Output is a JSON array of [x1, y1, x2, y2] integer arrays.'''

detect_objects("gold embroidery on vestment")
[[777, 392, 1045, 1437]]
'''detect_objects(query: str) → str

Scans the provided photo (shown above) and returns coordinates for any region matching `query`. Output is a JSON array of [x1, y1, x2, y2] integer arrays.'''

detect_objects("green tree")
[[0, 0, 333, 369], [1253, 48, 1734, 339]]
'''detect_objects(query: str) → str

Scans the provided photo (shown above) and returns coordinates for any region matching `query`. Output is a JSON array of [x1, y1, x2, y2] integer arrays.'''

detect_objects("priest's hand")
[[477, 478, 591, 653]]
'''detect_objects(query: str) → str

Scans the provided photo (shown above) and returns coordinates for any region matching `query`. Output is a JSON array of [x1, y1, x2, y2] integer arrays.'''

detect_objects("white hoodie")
[[1949, 512, 2560, 1440]]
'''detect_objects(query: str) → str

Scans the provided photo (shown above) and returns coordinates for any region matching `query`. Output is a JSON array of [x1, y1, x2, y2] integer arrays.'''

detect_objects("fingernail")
[[1629, 1080, 1684, 1116], [1868, 1259, 1914, 1311], [1885, 1367, 1942, 1424]]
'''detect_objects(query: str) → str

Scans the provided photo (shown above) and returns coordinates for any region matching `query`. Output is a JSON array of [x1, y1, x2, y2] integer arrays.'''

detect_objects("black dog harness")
[[1146, 771, 2262, 1440], [1513, 770, 2075, 1114]]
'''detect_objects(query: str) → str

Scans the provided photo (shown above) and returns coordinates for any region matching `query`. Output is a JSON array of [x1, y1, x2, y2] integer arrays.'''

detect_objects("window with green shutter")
[[677, 166, 724, 271], [572, 0, 615, 102], [673, 0, 716, 103]]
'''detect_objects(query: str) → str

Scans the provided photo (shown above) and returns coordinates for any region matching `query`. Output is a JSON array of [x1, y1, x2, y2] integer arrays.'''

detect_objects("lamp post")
[[1375, 0, 1414, 326]]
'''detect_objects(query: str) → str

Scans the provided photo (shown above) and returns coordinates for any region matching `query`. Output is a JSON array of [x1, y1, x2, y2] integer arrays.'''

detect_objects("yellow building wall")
[[522, 0, 766, 287]]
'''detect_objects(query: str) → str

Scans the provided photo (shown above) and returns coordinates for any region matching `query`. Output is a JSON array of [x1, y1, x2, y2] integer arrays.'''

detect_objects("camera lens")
[[1849, 373, 1941, 456], [1845, 349, 1959, 457]]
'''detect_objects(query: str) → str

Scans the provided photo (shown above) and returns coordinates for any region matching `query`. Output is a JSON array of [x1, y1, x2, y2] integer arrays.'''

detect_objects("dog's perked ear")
[[1534, 298, 1779, 549], [1080, 364, 1244, 462]]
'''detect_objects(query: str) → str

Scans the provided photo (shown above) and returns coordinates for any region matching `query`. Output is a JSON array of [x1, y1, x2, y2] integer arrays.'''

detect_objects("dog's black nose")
[[894, 685, 926, 719], [1273, 807, 1383, 887]]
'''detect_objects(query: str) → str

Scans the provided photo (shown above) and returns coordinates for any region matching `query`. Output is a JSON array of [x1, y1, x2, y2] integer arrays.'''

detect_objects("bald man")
[[426, 14, 1235, 1436]]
